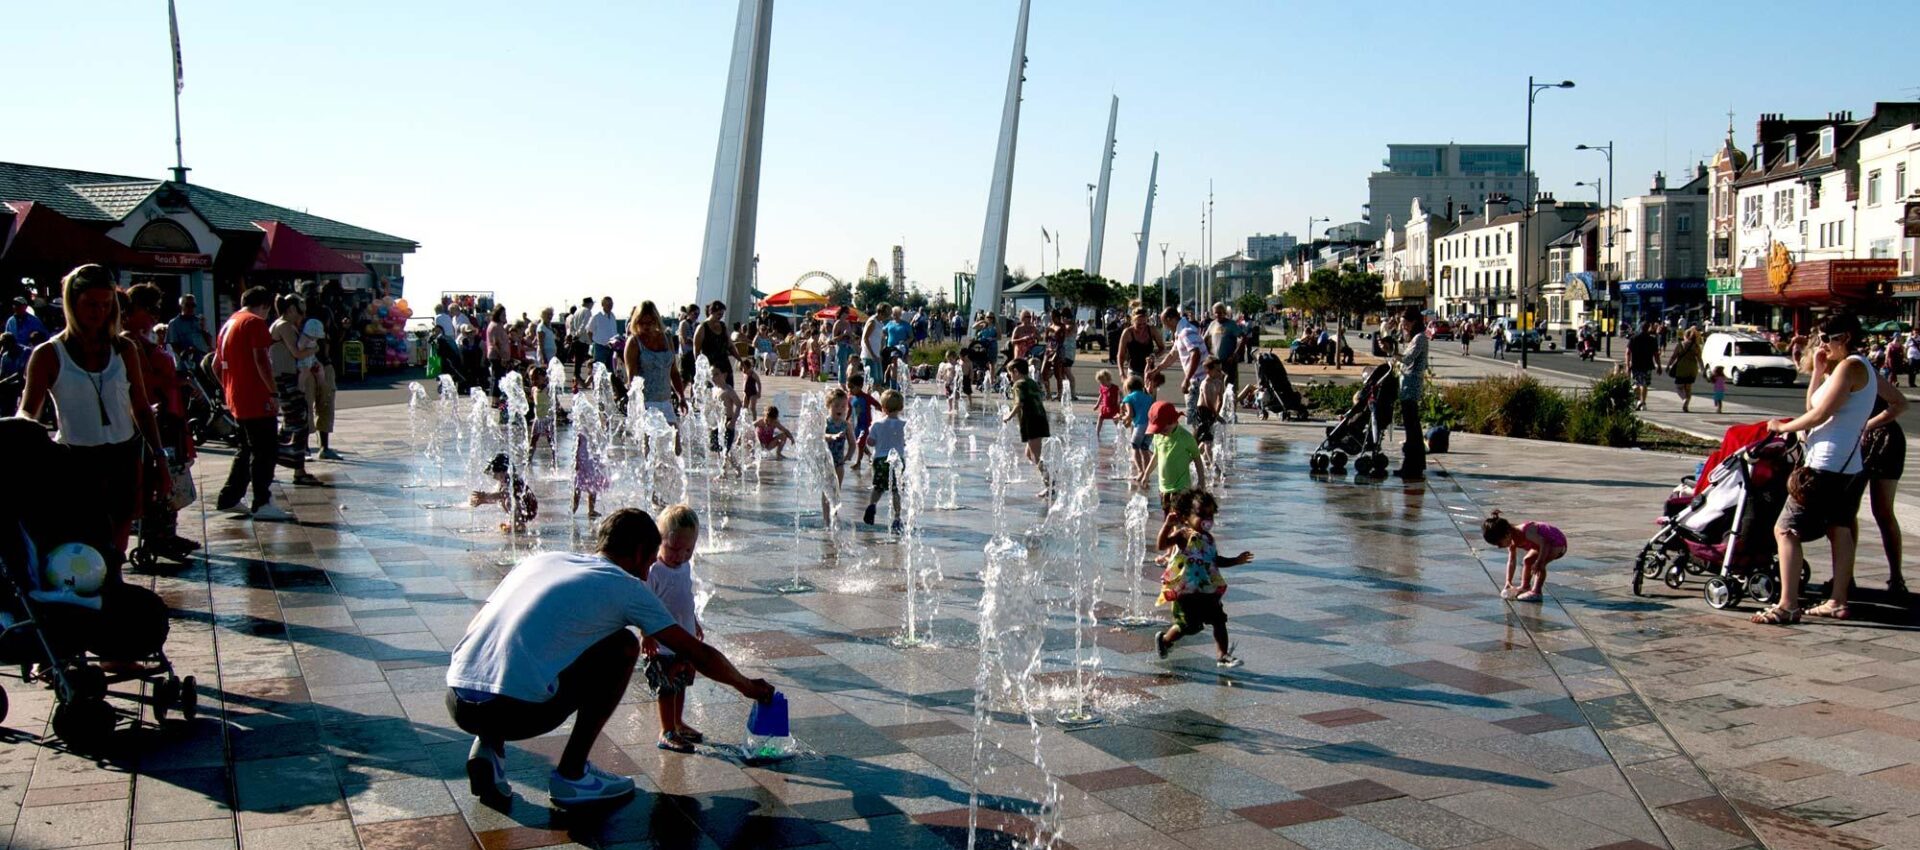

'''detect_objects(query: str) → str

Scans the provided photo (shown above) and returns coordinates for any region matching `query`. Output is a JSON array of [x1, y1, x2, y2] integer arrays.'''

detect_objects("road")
[[1449, 343, 1814, 417]]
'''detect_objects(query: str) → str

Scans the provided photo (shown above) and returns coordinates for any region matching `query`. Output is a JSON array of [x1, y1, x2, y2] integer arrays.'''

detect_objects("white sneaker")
[[549, 761, 635, 807], [465, 738, 509, 802], [317, 448, 342, 460], [249, 502, 292, 522], [1500, 586, 1519, 600]]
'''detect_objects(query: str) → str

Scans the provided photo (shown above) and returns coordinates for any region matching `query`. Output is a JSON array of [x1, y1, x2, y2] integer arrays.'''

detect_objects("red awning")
[[252, 220, 367, 274], [0, 201, 143, 269], [1741, 260, 1897, 306]]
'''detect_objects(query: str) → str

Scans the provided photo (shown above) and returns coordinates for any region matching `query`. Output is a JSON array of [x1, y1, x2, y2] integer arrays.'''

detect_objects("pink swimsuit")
[[1513, 521, 1568, 560]]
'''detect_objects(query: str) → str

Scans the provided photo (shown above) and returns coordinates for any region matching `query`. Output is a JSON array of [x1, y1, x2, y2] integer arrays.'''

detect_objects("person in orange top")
[[214, 286, 286, 520]]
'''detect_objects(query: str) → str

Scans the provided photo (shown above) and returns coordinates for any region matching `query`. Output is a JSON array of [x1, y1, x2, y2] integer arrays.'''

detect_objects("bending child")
[[1483, 510, 1567, 601]]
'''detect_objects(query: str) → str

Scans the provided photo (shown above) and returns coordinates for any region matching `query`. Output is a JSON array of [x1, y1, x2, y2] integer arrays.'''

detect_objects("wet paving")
[[8, 377, 1916, 849]]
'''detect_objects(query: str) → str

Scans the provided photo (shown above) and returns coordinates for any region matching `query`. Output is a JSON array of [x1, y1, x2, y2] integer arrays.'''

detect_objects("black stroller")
[[0, 420, 194, 749], [1308, 363, 1397, 476], [185, 353, 237, 447], [1254, 352, 1310, 421]]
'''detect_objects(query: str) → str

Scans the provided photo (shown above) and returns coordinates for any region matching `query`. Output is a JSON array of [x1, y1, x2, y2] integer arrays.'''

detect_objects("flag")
[[168, 0, 184, 94], [1041, 227, 1050, 243]]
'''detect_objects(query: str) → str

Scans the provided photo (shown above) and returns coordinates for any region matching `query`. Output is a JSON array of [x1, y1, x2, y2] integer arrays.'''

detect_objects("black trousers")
[[1399, 399, 1425, 474], [220, 415, 279, 509]]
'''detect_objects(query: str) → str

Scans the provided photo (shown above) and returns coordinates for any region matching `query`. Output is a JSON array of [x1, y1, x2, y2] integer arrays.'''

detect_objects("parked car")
[[1701, 332, 1796, 386], [1428, 320, 1454, 340]]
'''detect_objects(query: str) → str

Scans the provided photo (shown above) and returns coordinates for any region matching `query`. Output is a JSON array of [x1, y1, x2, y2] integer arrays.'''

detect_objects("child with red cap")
[[1148, 400, 1205, 512]]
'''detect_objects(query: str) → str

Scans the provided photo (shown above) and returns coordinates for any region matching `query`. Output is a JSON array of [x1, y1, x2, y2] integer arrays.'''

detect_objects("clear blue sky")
[[10, 1, 1916, 312]]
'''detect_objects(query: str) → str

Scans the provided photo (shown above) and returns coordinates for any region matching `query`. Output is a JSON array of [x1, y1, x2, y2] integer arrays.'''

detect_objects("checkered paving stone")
[[19, 382, 1910, 849]]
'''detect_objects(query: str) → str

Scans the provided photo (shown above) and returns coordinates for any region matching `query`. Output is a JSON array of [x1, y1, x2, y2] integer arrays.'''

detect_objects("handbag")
[[167, 460, 197, 511], [426, 346, 443, 378]]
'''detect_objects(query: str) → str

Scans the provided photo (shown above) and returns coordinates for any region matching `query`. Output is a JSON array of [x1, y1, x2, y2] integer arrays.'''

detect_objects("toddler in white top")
[[642, 504, 705, 752]]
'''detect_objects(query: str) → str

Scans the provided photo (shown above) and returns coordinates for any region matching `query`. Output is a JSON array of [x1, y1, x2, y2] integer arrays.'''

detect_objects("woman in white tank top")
[[18, 265, 168, 561], [1753, 312, 1906, 625]]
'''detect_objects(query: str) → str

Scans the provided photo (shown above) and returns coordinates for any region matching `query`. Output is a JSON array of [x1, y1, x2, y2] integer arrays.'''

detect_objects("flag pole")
[[168, 0, 188, 182]]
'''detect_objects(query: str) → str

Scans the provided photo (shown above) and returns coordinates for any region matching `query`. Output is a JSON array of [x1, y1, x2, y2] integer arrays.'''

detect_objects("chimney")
[[1652, 171, 1666, 192], [1485, 195, 1497, 225], [1535, 192, 1556, 211], [1444, 196, 1454, 220]]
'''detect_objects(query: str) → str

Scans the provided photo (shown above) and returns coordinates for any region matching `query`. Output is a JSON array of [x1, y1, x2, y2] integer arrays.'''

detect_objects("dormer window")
[[1819, 126, 1835, 158], [1786, 136, 1798, 162]]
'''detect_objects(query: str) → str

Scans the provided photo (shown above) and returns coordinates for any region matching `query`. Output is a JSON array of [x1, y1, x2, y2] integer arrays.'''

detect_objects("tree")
[[854, 276, 893, 314], [1043, 268, 1120, 311], [899, 288, 930, 311], [1234, 291, 1268, 318], [822, 280, 853, 308], [1332, 264, 1385, 327]]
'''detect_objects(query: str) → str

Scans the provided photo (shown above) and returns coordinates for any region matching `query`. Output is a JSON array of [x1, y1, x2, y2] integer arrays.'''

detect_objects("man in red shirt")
[[215, 287, 286, 520]]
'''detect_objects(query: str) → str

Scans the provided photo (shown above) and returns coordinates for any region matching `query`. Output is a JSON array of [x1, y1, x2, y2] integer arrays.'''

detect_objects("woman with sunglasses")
[[1753, 311, 1907, 625]]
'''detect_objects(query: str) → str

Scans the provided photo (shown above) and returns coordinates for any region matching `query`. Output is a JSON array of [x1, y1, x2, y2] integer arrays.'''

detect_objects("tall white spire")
[[969, 0, 1031, 316], [695, 0, 775, 317], [1131, 151, 1158, 290], [1086, 95, 1118, 276]]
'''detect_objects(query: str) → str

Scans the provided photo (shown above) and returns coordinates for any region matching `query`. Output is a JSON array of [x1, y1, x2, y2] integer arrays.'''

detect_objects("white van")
[[1701, 332, 1797, 386]]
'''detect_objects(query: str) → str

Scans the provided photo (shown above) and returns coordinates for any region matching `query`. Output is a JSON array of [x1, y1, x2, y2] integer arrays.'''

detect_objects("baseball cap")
[[1146, 401, 1181, 435]]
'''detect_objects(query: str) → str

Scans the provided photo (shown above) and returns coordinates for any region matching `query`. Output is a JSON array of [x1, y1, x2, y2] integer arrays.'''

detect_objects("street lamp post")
[[1576, 141, 1615, 355], [1522, 76, 1575, 370], [1158, 242, 1170, 312], [1176, 251, 1187, 310]]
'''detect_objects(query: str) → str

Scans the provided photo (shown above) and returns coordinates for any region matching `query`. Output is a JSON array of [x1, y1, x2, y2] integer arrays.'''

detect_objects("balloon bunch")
[[376, 297, 413, 366]]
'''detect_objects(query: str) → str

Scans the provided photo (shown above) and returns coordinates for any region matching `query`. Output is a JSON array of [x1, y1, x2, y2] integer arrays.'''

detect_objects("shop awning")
[[1741, 260, 1896, 306], [252, 220, 368, 274], [0, 201, 143, 269]]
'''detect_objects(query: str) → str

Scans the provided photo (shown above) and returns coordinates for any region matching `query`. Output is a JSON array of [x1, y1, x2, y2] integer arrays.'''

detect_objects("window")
[[1773, 189, 1795, 224], [1871, 238, 1894, 259], [1837, 221, 1844, 245], [1819, 126, 1835, 158], [1647, 245, 1662, 276], [1868, 170, 1883, 206], [1808, 179, 1821, 210], [1507, 231, 1514, 253], [1714, 237, 1731, 261], [1677, 247, 1692, 275], [1898, 164, 1908, 200], [1646, 206, 1663, 235], [1625, 251, 1638, 280], [1742, 194, 1764, 229], [1676, 211, 1691, 234]]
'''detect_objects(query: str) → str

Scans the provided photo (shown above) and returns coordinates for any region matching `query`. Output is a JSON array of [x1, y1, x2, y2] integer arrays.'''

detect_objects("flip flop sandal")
[[656, 732, 695, 754], [677, 728, 705, 744], [1750, 606, 1802, 625], [1807, 602, 1851, 620]]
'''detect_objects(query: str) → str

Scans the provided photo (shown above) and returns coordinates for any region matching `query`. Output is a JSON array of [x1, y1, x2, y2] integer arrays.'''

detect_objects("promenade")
[[0, 378, 1913, 849]]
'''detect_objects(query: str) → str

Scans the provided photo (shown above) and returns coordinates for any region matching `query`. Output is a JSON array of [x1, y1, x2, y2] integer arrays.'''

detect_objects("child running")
[[1148, 401, 1205, 511], [1093, 369, 1121, 441], [1483, 510, 1567, 602], [470, 453, 539, 534], [571, 406, 608, 519], [754, 405, 795, 458], [1710, 365, 1727, 414], [644, 505, 706, 752], [848, 374, 877, 471], [940, 349, 963, 413], [1154, 490, 1253, 668], [1004, 359, 1052, 497], [863, 390, 908, 532], [1121, 376, 1155, 485]]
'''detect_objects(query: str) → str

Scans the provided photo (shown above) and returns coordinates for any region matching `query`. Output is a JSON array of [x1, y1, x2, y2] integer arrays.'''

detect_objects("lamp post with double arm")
[[1576, 142, 1615, 355]]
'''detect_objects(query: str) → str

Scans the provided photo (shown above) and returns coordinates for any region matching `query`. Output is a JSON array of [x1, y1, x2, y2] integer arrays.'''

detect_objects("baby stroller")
[[184, 353, 237, 447], [0, 421, 192, 749], [1309, 362, 1396, 476], [1631, 422, 1805, 609], [1254, 352, 1310, 421]]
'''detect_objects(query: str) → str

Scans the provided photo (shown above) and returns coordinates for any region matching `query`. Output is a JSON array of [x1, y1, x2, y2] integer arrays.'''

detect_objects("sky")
[[10, 1, 1918, 313]]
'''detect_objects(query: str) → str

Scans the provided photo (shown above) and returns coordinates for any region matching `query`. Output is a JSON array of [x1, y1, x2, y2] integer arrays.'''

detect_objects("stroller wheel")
[[179, 676, 199, 722], [1704, 577, 1738, 610], [1747, 572, 1780, 606], [64, 666, 107, 702], [152, 677, 178, 723], [52, 698, 115, 749], [1329, 451, 1348, 472], [1663, 565, 1686, 590], [0, 686, 8, 726], [1310, 453, 1327, 473], [130, 547, 158, 572], [1635, 546, 1667, 579]]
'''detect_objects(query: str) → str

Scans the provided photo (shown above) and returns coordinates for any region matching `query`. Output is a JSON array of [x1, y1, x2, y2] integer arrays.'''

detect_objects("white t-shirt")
[[447, 552, 677, 702], [434, 312, 457, 339], [643, 559, 699, 658], [867, 416, 906, 460], [590, 310, 618, 346]]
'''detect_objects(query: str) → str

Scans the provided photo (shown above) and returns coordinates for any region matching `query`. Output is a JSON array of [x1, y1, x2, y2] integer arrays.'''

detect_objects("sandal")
[[1750, 605, 1802, 625], [1806, 600, 1851, 620], [1889, 578, 1909, 596], [676, 727, 705, 744], [656, 731, 695, 753]]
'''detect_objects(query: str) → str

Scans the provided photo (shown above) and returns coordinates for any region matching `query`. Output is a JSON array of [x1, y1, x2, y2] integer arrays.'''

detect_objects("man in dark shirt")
[[1627, 321, 1659, 411]]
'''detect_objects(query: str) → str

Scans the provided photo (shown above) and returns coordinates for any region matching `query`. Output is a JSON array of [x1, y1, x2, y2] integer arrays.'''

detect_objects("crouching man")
[[446, 508, 774, 807]]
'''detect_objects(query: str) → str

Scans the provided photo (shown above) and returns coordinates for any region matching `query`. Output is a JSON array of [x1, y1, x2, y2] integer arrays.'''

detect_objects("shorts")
[[1630, 370, 1652, 388], [644, 654, 695, 695], [1171, 593, 1227, 634], [871, 456, 896, 492], [300, 363, 337, 433], [1192, 407, 1218, 444], [1019, 414, 1051, 444], [1863, 421, 1905, 481], [1131, 430, 1151, 452], [1777, 469, 1867, 541]]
